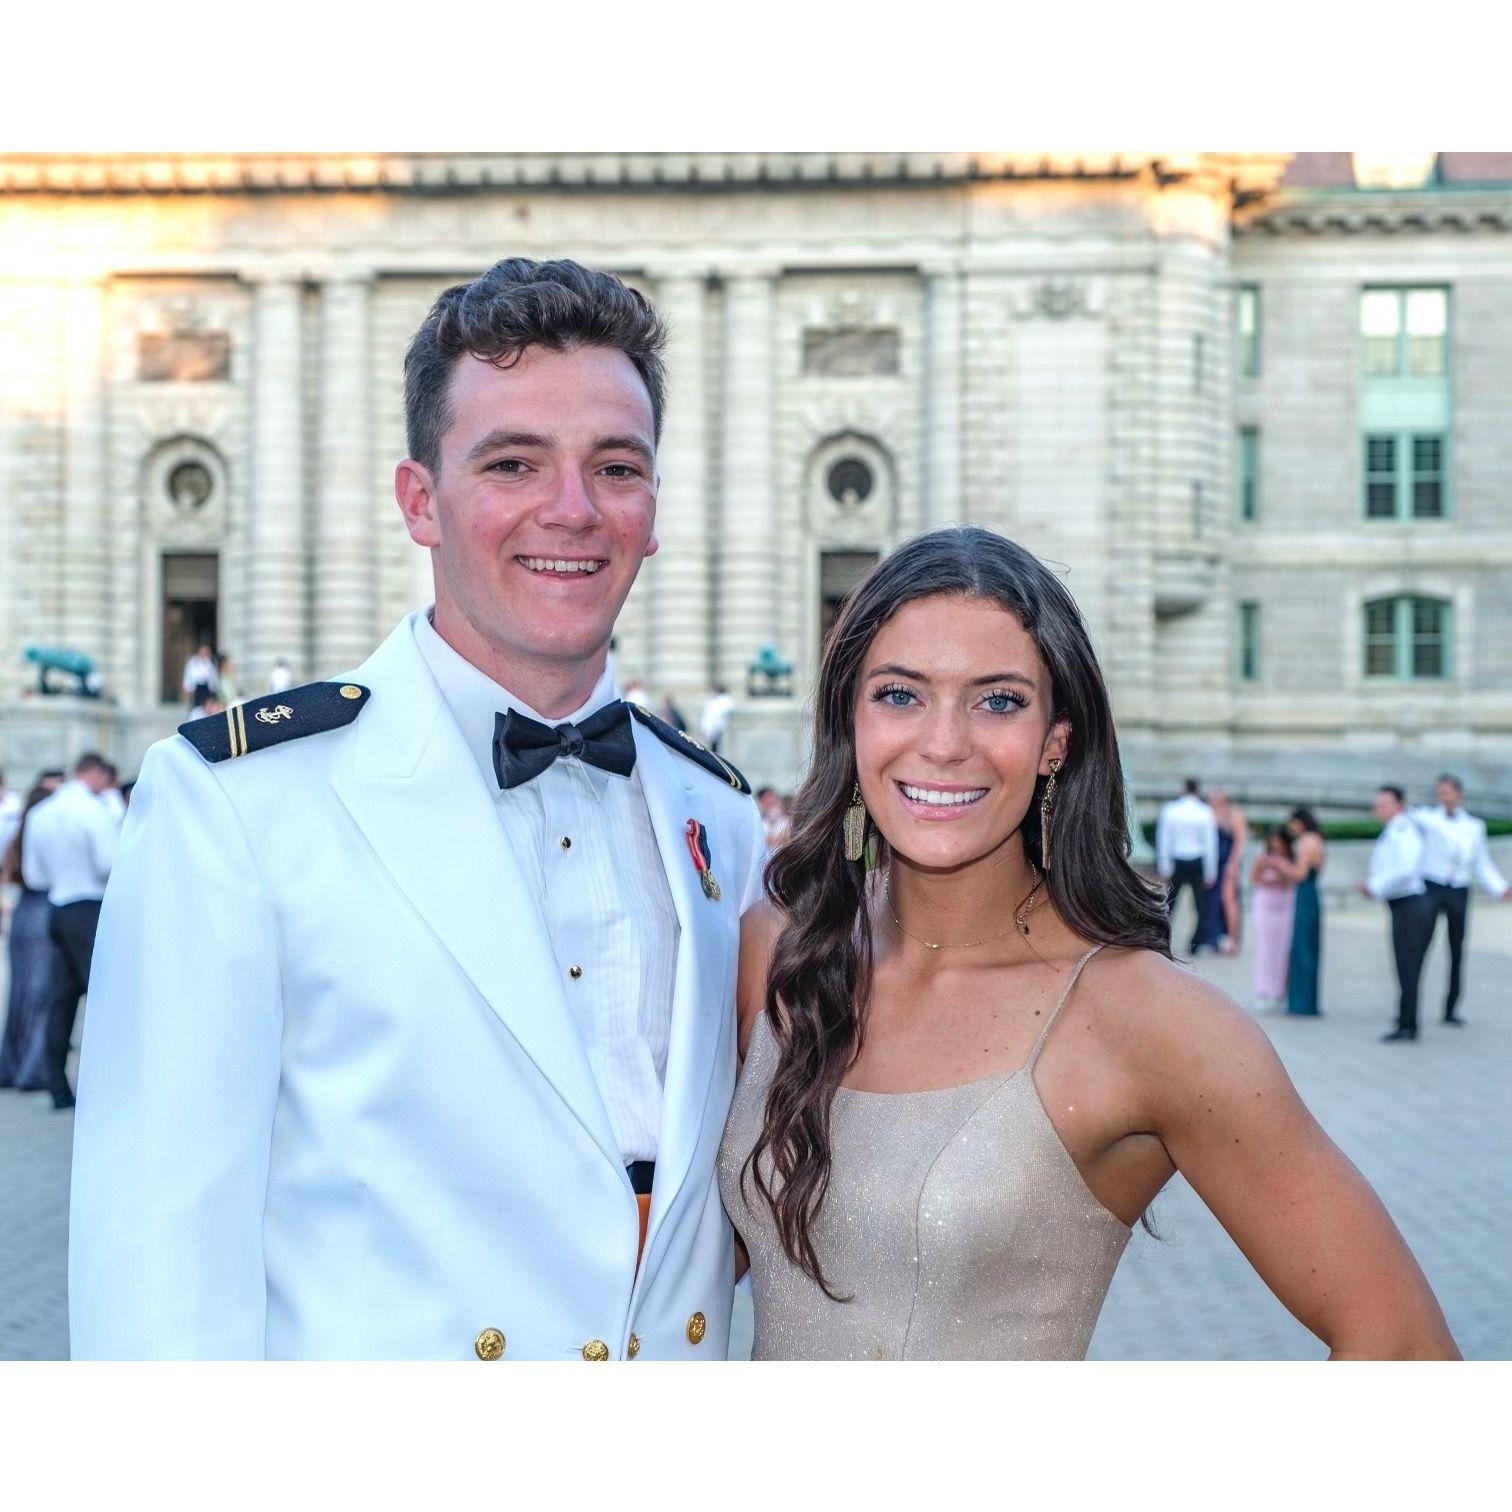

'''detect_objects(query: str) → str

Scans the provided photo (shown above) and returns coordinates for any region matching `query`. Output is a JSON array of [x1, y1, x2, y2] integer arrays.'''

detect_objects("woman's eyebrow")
[[865, 662, 1037, 691]]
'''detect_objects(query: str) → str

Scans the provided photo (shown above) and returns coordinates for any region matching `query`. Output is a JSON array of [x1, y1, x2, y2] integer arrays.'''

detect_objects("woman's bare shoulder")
[[736, 899, 787, 1054], [1078, 945, 1276, 1081]]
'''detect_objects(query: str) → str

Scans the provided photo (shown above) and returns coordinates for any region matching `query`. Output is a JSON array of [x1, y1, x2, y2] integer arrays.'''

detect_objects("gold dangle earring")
[[843, 781, 868, 863], [1039, 759, 1061, 872]]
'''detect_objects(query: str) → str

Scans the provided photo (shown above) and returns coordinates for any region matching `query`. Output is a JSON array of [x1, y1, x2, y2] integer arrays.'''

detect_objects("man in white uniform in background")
[[71, 257, 766, 1360], [1411, 774, 1510, 1026], [1155, 778, 1219, 954], [1359, 785, 1433, 1043]]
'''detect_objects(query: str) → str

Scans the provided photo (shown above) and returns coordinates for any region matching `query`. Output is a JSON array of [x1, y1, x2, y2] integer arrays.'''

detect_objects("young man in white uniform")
[[70, 258, 766, 1360]]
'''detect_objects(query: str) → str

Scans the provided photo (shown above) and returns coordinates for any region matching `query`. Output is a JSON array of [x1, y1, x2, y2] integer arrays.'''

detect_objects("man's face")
[[398, 343, 659, 679], [1372, 790, 1400, 823], [1436, 780, 1461, 813]]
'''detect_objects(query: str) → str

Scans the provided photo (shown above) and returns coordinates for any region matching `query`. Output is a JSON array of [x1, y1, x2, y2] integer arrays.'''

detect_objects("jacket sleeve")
[[69, 739, 282, 1359], [1472, 821, 1508, 897], [738, 798, 768, 915]]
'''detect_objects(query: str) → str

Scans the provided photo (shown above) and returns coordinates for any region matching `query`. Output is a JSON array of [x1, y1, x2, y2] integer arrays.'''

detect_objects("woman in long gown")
[[1280, 809, 1327, 1016], [0, 784, 57, 1090], [719, 526, 1456, 1360], [1249, 827, 1297, 1008]]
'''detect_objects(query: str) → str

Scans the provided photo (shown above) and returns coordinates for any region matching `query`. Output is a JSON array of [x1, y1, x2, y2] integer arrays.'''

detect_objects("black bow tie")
[[492, 701, 637, 791]]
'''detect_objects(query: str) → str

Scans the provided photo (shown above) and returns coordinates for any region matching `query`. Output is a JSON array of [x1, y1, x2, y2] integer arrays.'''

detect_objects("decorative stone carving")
[[137, 330, 231, 382], [826, 457, 874, 506], [142, 435, 229, 548], [802, 328, 900, 376]]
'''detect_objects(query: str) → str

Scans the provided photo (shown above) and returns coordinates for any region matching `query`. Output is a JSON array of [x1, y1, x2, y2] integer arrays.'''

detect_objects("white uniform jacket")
[[70, 615, 766, 1360]]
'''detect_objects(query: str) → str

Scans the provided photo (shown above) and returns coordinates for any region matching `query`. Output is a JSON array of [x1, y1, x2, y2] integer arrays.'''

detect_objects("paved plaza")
[[2, 897, 1508, 1361]]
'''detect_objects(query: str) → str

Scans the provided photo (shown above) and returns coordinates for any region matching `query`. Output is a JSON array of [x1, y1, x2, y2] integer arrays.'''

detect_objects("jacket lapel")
[[631, 721, 732, 1276], [331, 619, 621, 1170]]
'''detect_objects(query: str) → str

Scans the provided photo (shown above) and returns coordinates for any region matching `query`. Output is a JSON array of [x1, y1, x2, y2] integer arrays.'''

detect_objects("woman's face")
[[1267, 834, 1287, 857], [852, 594, 1068, 873]]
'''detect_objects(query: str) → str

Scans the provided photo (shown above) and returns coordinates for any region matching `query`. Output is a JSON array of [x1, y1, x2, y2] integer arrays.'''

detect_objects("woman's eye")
[[872, 684, 917, 708], [980, 691, 1026, 714]]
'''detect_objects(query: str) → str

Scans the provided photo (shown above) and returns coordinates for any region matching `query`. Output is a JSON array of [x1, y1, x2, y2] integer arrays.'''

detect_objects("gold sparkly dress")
[[717, 945, 1130, 1359]]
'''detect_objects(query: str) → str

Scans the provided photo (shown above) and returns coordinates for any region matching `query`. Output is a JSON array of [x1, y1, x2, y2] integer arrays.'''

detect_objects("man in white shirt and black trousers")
[[1155, 779, 1219, 953], [71, 257, 767, 1360], [1359, 786, 1433, 1043], [1411, 774, 1511, 1027], [20, 753, 122, 1108]]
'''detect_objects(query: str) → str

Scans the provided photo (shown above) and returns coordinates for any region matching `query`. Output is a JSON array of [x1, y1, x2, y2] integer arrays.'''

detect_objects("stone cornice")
[[1240, 188, 1512, 237], [0, 151, 1291, 204]]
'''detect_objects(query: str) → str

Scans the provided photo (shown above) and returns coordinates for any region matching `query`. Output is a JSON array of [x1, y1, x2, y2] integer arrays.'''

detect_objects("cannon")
[[23, 645, 104, 699], [746, 642, 793, 699]]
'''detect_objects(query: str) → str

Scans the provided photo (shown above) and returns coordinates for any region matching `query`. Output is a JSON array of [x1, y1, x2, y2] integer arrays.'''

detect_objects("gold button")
[[474, 1327, 505, 1361], [582, 1339, 610, 1362], [339, 685, 362, 700], [559, 836, 572, 850], [568, 965, 583, 980], [627, 1333, 640, 1359], [686, 1312, 706, 1345]]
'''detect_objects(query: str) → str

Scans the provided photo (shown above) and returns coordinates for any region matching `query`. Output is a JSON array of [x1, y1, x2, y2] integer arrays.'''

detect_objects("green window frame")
[[1237, 427, 1259, 522], [1363, 595, 1451, 681], [1363, 432, 1448, 520], [1237, 285, 1260, 378], [1360, 287, 1448, 377], [1237, 601, 1260, 683]]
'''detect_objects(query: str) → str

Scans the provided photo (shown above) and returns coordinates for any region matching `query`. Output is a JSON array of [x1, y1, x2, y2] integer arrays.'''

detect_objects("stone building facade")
[[0, 151, 1508, 811]]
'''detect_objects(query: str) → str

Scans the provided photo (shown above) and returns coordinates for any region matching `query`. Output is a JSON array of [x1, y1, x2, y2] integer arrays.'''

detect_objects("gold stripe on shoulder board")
[[225, 705, 242, 758], [235, 701, 248, 757], [679, 730, 742, 791]]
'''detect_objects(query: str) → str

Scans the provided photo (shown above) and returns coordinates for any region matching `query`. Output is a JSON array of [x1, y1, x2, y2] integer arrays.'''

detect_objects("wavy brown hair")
[[743, 526, 1172, 1295]]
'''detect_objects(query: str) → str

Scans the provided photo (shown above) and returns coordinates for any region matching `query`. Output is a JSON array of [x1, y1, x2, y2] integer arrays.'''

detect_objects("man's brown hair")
[[403, 257, 668, 474]]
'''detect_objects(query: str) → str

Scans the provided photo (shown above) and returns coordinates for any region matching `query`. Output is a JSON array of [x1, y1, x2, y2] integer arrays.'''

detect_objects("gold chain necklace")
[[884, 865, 1047, 953]]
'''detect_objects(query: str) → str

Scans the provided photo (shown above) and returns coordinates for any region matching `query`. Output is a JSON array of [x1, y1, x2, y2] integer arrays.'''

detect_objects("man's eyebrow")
[[463, 429, 554, 462], [593, 435, 655, 465], [865, 662, 1038, 691]]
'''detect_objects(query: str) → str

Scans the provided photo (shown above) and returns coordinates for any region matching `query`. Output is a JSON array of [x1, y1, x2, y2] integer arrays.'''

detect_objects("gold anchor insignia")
[[254, 704, 294, 725]]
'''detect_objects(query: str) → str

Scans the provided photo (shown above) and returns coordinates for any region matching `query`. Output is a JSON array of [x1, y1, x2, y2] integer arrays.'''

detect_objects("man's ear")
[[1040, 717, 1071, 776], [644, 472, 661, 558], [395, 459, 441, 548]]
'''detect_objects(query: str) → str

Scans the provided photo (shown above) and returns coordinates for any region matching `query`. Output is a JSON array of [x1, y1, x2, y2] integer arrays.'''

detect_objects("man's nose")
[[536, 467, 602, 530]]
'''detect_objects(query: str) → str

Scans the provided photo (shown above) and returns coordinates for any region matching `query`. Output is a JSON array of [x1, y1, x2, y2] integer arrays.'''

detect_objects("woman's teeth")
[[899, 783, 988, 806], [522, 558, 604, 575]]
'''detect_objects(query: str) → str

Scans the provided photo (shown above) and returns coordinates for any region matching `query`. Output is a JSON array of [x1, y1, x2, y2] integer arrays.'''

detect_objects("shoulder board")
[[178, 681, 370, 764], [628, 704, 750, 794]]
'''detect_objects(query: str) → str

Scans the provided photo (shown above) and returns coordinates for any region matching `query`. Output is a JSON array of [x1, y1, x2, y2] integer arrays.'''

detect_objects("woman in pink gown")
[[1249, 827, 1296, 1008]]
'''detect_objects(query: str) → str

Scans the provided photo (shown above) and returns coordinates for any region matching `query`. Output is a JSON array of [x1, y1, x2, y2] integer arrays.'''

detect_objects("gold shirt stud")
[[474, 1327, 505, 1361], [686, 1312, 706, 1345]]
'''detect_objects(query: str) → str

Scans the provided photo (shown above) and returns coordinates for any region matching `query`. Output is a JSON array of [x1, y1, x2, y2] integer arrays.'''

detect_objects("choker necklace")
[[885, 865, 1047, 953]]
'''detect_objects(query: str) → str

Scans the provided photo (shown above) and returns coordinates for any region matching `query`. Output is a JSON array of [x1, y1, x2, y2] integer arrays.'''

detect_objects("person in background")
[[21, 754, 123, 1108], [0, 768, 22, 864], [181, 643, 219, 711], [268, 656, 294, 694], [1411, 774, 1511, 1027], [756, 787, 790, 849], [1276, 808, 1326, 1017], [1155, 780, 1218, 954], [38, 770, 65, 793], [0, 781, 59, 1090], [1196, 787, 1248, 956], [621, 675, 654, 712], [1359, 786, 1432, 1043], [658, 692, 689, 734], [699, 685, 735, 755], [217, 654, 242, 706], [1248, 827, 1296, 1010], [100, 763, 126, 823]]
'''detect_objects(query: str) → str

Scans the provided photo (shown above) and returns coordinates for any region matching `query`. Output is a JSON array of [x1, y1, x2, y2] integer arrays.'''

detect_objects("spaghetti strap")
[[1024, 944, 1104, 1072]]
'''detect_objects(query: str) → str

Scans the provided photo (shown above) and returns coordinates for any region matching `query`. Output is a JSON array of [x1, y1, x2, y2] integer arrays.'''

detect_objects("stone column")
[[647, 271, 712, 701], [313, 276, 377, 677], [716, 271, 779, 692], [246, 276, 309, 684], [923, 263, 963, 528], [61, 279, 109, 661]]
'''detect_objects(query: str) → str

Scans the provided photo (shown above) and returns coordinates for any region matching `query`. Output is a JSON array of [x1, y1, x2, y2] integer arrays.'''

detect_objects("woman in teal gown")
[[1282, 808, 1326, 1016]]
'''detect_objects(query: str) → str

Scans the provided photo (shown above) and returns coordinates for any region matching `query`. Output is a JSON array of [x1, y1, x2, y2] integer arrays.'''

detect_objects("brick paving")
[[3, 898, 1508, 1360]]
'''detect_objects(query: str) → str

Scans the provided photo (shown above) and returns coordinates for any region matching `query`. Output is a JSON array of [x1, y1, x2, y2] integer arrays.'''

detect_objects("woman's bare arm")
[[1119, 957, 1459, 1359]]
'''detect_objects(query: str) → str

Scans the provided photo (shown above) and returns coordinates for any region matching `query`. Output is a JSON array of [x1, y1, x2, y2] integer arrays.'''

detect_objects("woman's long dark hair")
[[745, 526, 1172, 1295]]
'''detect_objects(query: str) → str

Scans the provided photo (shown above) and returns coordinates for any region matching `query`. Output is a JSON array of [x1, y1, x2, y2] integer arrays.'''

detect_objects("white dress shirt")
[[1366, 812, 1426, 901], [1411, 805, 1508, 895], [1156, 795, 1219, 884], [414, 612, 679, 1165], [181, 653, 218, 695], [0, 786, 22, 860], [21, 780, 121, 905]]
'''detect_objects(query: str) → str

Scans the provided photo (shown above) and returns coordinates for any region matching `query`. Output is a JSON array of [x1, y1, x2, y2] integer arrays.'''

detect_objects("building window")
[[819, 549, 881, 649], [1237, 286, 1260, 377], [1238, 602, 1260, 682], [1363, 433, 1448, 520], [1237, 428, 1259, 522], [1363, 595, 1451, 681], [160, 553, 219, 702], [1360, 287, 1448, 377]]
